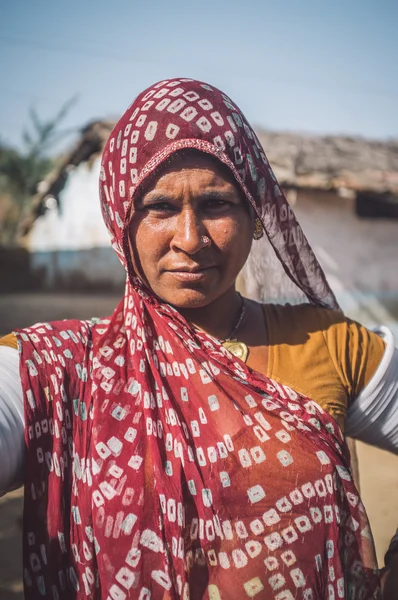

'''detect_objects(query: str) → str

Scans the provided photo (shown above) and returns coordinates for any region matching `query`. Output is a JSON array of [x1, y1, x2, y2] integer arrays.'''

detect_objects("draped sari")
[[16, 78, 381, 599]]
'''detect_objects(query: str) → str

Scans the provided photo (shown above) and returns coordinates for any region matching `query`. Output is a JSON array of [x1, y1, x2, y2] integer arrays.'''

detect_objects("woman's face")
[[129, 153, 254, 308]]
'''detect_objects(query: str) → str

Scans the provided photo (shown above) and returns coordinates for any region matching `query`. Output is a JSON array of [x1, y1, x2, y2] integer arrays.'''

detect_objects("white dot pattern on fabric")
[[98, 78, 337, 310], [15, 77, 380, 600], [17, 311, 381, 599]]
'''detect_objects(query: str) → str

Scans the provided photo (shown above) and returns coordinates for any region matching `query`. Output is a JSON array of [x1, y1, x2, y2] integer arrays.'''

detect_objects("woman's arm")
[[345, 327, 398, 454], [0, 345, 24, 496]]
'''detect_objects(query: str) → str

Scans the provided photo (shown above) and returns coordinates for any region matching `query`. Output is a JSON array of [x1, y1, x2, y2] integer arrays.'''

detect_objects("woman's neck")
[[178, 288, 243, 341]]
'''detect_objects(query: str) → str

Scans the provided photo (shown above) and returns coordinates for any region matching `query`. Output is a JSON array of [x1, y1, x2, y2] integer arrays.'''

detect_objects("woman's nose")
[[170, 209, 204, 255]]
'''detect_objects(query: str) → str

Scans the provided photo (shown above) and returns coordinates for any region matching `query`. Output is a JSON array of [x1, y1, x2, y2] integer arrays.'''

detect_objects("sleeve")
[[0, 345, 25, 496], [323, 314, 386, 403], [345, 327, 398, 454], [0, 333, 18, 350]]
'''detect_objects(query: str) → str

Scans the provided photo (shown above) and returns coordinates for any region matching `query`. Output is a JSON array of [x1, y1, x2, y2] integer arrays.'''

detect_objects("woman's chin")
[[153, 271, 225, 308], [157, 286, 220, 309]]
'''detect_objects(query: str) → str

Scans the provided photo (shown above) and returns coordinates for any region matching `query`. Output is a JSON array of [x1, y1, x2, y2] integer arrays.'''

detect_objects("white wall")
[[27, 158, 126, 289], [28, 158, 110, 251]]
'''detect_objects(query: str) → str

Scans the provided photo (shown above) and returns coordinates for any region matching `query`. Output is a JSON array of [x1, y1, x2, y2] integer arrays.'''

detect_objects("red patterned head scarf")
[[99, 77, 337, 309], [17, 78, 380, 600]]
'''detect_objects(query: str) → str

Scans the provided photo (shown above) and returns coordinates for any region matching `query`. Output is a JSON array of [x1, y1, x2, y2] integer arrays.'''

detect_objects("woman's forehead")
[[142, 152, 243, 198]]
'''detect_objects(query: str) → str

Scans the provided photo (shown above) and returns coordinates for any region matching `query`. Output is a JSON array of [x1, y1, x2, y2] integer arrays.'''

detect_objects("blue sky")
[[1, 0, 397, 151]]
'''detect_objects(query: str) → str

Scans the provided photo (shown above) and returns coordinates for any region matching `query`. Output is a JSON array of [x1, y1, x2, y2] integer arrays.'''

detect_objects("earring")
[[253, 217, 264, 240]]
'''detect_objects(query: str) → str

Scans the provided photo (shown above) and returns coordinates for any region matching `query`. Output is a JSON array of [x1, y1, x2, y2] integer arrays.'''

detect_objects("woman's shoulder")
[[1, 315, 112, 353], [261, 302, 346, 346], [0, 318, 100, 360], [262, 301, 386, 402], [264, 301, 344, 320], [16, 318, 90, 345], [262, 301, 384, 370], [0, 333, 18, 349]]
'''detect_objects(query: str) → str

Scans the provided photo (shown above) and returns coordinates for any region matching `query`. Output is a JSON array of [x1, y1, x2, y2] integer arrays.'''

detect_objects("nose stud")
[[200, 235, 211, 246]]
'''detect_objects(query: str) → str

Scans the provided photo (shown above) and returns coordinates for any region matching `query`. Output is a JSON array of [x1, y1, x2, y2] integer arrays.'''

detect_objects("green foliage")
[[0, 97, 77, 245]]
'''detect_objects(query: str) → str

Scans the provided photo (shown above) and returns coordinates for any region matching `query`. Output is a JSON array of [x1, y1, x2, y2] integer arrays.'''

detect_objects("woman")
[[1, 78, 398, 599]]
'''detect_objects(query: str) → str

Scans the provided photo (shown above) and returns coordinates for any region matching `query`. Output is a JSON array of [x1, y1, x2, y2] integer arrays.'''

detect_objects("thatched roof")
[[258, 130, 398, 195], [18, 120, 114, 237], [19, 120, 398, 237]]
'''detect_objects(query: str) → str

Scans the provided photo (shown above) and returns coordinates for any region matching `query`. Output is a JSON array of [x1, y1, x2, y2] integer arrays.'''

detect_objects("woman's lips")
[[166, 266, 216, 282]]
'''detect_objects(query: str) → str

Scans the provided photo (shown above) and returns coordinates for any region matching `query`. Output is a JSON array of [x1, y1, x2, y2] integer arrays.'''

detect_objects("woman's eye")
[[204, 199, 229, 210], [146, 202, 176, 212]]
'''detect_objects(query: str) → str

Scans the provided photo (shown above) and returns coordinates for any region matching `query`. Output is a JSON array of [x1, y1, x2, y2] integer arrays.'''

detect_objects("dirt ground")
[[0, 292, 397, 598]]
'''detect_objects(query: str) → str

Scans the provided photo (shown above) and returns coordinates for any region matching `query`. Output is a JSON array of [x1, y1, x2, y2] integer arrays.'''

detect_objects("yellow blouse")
[[263, 304, 384, 426]]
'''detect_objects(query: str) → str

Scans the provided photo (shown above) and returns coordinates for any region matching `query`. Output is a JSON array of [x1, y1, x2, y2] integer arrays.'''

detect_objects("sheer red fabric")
[[16, 79, 381, 599], [100, 78, 337, 309]]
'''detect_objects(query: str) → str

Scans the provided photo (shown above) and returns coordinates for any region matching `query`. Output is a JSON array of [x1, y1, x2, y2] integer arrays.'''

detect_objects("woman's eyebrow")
[[140, 189, 240, 204], [198, 190, 238, 201], [199, 189, 245, 205], [138, 192, 174, 205]]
